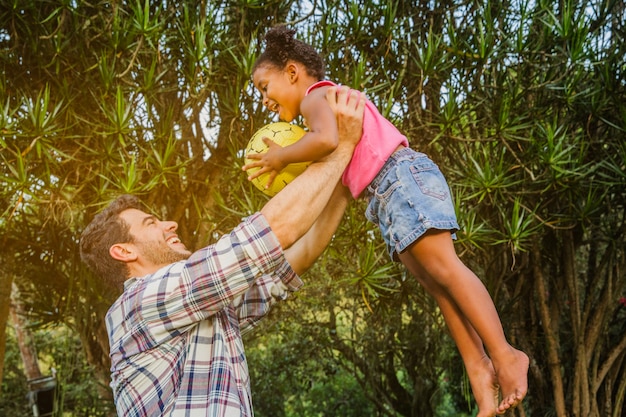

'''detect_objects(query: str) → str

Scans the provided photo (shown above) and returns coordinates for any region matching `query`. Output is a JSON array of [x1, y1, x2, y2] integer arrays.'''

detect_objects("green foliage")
[[247, 324, 377, 417], [0, 326, 31, 416], [0, 324, 114, 416]]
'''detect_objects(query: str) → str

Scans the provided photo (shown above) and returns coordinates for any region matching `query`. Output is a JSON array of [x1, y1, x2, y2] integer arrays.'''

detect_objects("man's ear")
[[109, 243, 138, 263]]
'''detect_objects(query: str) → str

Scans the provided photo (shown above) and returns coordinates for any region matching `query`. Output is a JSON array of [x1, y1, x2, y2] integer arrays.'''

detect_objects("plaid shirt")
[[105, 213, 302, 416]]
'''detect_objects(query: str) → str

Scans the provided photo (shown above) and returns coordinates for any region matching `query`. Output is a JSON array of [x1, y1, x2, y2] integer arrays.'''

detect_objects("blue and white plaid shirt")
[[105, 213, 302, 416]]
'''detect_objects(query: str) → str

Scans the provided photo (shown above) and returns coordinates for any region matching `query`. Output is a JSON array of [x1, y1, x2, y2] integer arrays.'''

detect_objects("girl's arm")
[[284, 86, 340, 163], [243, 87, 340, 187]]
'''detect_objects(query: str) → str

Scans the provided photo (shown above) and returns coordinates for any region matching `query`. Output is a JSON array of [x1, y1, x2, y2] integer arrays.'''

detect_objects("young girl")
[[243, 26, 529, 417]]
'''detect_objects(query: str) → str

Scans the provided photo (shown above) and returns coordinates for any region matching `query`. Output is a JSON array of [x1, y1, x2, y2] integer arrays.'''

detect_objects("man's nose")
[[162, 220, 178, 231]]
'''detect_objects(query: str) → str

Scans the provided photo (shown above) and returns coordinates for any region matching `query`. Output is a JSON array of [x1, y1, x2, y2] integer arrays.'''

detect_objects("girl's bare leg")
[[401, 230, 528, 413], [399, 252, 499, 417]]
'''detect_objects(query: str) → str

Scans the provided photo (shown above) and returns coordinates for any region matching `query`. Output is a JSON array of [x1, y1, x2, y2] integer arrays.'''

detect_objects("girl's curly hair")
[[253, 25, 325, 80]]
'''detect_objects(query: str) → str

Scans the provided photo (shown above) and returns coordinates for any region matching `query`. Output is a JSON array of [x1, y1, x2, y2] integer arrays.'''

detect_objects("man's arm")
[[283, 181, 350, 275], [261, 86, 364, 250], [237, 182, 349, 335]]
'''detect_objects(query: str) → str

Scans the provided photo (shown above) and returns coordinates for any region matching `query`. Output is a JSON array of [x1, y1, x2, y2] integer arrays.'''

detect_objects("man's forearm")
[[261, 140, 354, 249], [284, 182, 350, 275]]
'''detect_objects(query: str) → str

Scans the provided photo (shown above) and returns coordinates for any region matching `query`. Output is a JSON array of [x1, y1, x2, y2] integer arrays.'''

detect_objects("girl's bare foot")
[[494, 348, 529, 414], [469, 356, 499, 417]]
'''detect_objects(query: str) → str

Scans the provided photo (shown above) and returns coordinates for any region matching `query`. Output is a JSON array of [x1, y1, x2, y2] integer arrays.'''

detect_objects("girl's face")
[[252, 64, 301, 122]]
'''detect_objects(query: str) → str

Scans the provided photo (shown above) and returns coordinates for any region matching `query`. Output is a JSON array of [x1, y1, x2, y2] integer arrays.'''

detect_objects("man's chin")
[[139, 241, 193, 265], [171, 248, 192, 261], [149, 249, 191, 265], [178, 250, 192, 260], [169, 243, 192, 258]]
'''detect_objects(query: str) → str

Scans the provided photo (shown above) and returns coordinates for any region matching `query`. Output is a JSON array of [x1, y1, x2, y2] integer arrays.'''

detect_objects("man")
[[79, 86, 365, 416]]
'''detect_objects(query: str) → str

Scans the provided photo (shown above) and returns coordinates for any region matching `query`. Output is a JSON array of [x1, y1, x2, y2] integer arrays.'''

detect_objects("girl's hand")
[[242, 137, 288, 189]]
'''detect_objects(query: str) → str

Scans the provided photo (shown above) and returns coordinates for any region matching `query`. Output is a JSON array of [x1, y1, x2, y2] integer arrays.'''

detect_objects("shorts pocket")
[[409, 162, 449, 201]]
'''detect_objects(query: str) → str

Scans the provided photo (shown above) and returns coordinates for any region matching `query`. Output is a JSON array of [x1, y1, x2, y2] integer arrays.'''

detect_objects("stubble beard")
[[137, 240, 192, 266]]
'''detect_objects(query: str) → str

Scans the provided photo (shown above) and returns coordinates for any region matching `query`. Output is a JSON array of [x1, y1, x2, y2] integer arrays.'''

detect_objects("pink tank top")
[[305, 81, 408, 198]]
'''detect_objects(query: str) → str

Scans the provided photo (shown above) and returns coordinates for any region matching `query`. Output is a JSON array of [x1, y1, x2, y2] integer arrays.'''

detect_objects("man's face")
[[119, 208, 192, 267]]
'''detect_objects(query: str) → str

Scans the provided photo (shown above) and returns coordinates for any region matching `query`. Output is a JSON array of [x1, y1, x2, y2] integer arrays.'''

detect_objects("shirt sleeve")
[[236, 259, 303, 336], [125, 213, 296, 347]]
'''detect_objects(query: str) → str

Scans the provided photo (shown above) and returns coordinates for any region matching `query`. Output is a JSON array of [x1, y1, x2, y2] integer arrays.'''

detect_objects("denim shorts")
[[365, 147, 460, 260]]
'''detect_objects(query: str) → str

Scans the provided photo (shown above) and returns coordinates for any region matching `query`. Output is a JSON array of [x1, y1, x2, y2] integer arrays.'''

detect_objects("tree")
[[1, 1, 624, 416]]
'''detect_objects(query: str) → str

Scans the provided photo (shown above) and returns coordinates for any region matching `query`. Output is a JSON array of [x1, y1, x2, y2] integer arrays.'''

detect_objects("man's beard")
[[136, 240, 191, 266]]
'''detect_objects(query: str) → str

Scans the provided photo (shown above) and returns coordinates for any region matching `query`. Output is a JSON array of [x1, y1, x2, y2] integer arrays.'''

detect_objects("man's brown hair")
[[79, 195, 143, 288]]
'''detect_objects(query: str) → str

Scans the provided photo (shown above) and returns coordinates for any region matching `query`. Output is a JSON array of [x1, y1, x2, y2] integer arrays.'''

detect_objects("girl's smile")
[[252, 63, 302, 122]]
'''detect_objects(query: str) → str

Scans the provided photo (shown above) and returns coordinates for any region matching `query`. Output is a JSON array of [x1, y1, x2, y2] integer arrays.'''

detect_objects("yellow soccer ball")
[[244, 122, 311, 196]]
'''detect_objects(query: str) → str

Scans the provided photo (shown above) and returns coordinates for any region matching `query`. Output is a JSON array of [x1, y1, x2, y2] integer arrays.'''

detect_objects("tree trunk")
[[9, 282, 43, 381], [533, 244, 568, 417], [0, 272, 14, 386]]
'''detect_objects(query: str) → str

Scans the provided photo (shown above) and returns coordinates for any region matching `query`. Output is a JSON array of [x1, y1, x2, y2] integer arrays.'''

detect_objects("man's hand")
[[326, 86, 365, 148]]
